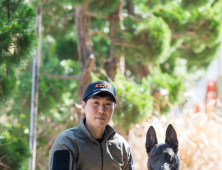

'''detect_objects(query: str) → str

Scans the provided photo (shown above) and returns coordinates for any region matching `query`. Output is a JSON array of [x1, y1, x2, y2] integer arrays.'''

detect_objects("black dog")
[[146, 124, 180, 170]]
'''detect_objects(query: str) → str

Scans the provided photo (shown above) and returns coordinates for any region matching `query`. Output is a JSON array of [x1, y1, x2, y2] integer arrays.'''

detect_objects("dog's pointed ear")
[[165, 124, 178, 152], [146, 126, 158, 154]]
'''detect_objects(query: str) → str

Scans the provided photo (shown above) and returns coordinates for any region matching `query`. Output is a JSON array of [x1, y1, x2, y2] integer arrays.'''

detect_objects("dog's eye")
[[153, 154, 158, 160]]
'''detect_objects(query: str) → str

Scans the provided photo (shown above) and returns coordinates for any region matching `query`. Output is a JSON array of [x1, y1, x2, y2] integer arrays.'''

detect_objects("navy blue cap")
[[83, 80, 116, 103]]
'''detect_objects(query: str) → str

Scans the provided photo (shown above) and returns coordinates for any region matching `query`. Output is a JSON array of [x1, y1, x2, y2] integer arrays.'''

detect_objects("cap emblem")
[[95, 84, 111, 89]]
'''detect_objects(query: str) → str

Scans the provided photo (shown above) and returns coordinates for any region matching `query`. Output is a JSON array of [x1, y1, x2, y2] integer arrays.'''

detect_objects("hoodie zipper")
[[99, 131, 116, 170], [100, 144, 104, 170]]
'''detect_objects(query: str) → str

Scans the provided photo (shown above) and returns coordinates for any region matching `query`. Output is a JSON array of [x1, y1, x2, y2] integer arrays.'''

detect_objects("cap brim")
[[86, 89, 116, 103]]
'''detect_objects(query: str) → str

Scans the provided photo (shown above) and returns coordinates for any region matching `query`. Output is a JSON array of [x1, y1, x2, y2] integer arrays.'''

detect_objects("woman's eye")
[[94, 102, 98, 104]]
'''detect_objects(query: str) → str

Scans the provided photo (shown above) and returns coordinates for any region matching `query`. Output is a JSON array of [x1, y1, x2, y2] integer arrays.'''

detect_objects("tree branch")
[[36, 161, 45, 170], [57, 103, 82, 111], [0, 162, 9, 168], [81, 54, 95, 77], [171, 33, 186, 38], [0, 154, 7, 160], [179, 45, 192, 50], [89, 29, 137, 48], [100, 69, 113, 83], [94, 68, 113, 83], [89, 28, 110, 40], [119, 0, 125, 30], [114, 41, 137, 48], [121, 13, 143, 22], [41, 72, 80, 80], [0, 142, 14, 146], [59, 11, 75, 24], [86, 11, 108, 19], [171, 31, 196, 38], [7, 0, 10, 23], [0, 154, 9, 168], [86, 10, 142, 23]]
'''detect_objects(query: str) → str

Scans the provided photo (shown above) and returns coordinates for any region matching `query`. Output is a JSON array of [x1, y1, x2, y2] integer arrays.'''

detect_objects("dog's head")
[[146, 124, 180, 170]]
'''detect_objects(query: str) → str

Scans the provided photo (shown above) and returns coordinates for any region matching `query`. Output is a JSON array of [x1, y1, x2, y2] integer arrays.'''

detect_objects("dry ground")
[[129, 111, 222, 170]]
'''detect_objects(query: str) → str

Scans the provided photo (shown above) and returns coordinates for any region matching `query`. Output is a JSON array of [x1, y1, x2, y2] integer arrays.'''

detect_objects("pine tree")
[[0, 1, 36, 169], [0, 0, 36, 104]]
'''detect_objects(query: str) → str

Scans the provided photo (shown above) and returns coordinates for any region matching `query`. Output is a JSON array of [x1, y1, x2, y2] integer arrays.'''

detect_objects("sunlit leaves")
[[128, 16, 171, 63], [0, 136, 31, 170]]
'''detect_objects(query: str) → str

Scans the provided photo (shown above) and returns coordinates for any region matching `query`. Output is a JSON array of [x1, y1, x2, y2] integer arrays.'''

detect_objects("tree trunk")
[[105, 56, 125, 80], [106, 1, 125, 80], [75, 3, 95, 120], [105, 57, 117, 80], [29, 7, 42, 170], [140, 63, 150, 78], [106, 16, 117, 80], [118, 56, 125, 75], [126, 0, 134, 16]]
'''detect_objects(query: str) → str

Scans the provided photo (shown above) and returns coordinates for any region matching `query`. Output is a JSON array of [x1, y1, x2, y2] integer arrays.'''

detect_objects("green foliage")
[[90, 71, 101, 81], [0, 1, 35, 167], [0, 0, 36, 104], [180, 42, 221, 69], [131, 16, 171, 62], [91, 35, 110, 67], [132, 0, 173, 13], [0, 134, 30, 170], [10, 40, 80, 120], [56, 39, 78, 61], [154, 3, 221, 48], [123, 16, 139, 36], [88, 0, 120, 15], [0, 65, 17, 104], [153, 2, 222, 70], [0, 37, 80, 170], [31, 0, 119, 38], [181, 0, 215, 11], [147, 66, 183, 114], [0, 0, 36, 65], [30, 0, 75, 37], [88, 17, 109, 30], [153, 3, 189, 32], [38, 0, 120, 12], [11, 73, 74, 117], [160, 55, 177, 74], [112, 70, 153, 131], [182, 6, 221, 54]]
